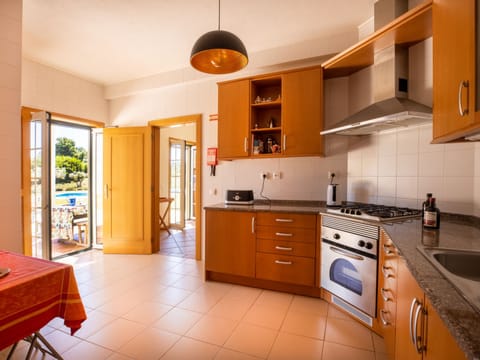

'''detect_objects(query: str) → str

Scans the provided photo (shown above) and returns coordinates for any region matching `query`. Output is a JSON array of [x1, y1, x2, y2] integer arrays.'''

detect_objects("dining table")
[[0, 250, 87, 358]]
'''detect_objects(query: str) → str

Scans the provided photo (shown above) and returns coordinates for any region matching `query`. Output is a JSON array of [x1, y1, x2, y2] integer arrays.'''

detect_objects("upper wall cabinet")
[[322, 1, 432, 79], [432, 0, 480, 143], [217, 66, 324, 160]]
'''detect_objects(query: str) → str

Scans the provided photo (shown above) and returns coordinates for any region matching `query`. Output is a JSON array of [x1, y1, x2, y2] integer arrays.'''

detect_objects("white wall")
[[22, 59, 108, 122], [0, 0, 22, 252]]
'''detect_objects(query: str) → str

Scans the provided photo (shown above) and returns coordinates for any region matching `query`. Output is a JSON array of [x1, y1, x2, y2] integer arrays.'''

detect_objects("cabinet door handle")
[[382, 265, 393, 278], [381, 288, 392, 302], [275, 218, 293, 223], [458, 80, 470, 116], [275, 232, 293, 237], [283, 135, 286, 151], [275, 246, 293, 251], [413, 301, 425, 354], [244, 137, 248, 153], [380, 309, 390, 326], [409, 298, 419, 347], [251, 217, 255, 234], [104, 184, 109, 199], [275, 260, 292, 265]]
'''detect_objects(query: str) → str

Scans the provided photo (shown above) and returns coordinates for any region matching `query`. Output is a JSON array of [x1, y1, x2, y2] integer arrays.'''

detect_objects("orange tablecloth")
[[0, 250, 87, 350]]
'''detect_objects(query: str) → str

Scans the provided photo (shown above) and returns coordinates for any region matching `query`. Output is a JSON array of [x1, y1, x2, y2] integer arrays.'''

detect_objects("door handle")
[[275, 232, 293, 237], [275, 260, 292, 265], [329, 246, 364, 261], [244, 137, 248, 153], [458, 80, 470, 116], [251, 217, 255, 234], [379, 309, 390, 326], [104, 184, 109, 199], [275, 246, 293, 251], [275, 218, 293, 223], [283, 135, 286, 151]]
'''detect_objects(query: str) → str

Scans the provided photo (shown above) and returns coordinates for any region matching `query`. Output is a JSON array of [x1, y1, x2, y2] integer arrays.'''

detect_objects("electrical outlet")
[[272, 172, 282, 180], [260, 171, 268, 180], [328, 171, 336, 180]]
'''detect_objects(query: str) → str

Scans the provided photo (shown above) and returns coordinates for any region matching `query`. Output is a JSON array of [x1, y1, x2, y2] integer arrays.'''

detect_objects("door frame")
[[149, 114, 202, 260], [21, 106, 104, 256]]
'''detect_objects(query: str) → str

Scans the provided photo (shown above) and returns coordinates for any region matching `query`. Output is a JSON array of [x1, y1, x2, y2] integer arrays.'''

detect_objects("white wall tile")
[[378, 132, 397, 156], [378, 155, 396, 176], [396, 177, 418, 199], [397, 154, 418, 176], [444, 149, 474, 177], [443, 177, 474, 203], [397, 128, 419, 154], [418, 177, 444, 201], [418, 152, 444, 176], [378, 177, 396, 197]]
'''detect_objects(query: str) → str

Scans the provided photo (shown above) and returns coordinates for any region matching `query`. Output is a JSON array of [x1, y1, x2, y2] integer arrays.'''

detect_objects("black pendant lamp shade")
[[190, 1, 248, 74]]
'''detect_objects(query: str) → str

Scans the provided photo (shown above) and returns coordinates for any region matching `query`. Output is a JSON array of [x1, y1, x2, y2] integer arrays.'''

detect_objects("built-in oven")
[[321, 215, 379, 326]]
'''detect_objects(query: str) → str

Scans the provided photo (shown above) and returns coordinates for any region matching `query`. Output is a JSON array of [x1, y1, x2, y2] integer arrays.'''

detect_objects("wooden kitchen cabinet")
[[282, 68, 323, 156], [205, 210, 256, 277], [432, 0, 480, 142], [217, 66, 323, 159], [255, 212, 317, 286], [395, 258, 466, 360], [375, 230, 398, 360], [218, 79, 250, 159]]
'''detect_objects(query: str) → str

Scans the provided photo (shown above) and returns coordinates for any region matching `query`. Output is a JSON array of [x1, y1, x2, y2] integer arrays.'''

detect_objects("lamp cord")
[[217, 0, 221, 30]]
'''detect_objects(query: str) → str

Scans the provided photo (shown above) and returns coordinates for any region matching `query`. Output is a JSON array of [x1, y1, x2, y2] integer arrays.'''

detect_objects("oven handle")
[[329, 246, 364, 261]]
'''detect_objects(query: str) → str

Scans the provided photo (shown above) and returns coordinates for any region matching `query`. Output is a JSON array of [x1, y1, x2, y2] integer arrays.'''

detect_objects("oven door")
[[321, 241, 377, 316]]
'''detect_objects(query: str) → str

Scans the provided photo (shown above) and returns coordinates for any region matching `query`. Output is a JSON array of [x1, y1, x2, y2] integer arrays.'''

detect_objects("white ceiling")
[[22, 0, 375, 86]]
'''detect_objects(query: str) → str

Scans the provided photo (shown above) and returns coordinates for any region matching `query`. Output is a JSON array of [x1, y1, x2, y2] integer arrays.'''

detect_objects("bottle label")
[[424, 211, 438, 227]]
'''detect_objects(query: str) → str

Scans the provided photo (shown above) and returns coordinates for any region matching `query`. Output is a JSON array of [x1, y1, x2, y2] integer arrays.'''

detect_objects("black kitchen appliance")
[[225, 190, 254, 205]]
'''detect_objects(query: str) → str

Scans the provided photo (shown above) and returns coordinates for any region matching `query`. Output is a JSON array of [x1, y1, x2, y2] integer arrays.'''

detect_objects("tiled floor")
[[0, 250, 388, 359], [159, 221, 196, 259]]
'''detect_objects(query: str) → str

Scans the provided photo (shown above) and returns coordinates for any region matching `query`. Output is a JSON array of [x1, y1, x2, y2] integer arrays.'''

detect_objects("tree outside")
[[55, 137, 88, 191]]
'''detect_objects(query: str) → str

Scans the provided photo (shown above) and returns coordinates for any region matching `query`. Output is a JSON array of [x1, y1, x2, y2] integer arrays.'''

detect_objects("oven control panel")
[[321, 226, 378, 258]]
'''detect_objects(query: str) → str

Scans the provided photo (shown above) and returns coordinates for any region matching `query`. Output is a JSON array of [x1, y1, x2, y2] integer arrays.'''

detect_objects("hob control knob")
[[356, 210, 362, 215], [333, 233, 340, 240], [358, 240, 365, 247], [365, 242, 373, 250]]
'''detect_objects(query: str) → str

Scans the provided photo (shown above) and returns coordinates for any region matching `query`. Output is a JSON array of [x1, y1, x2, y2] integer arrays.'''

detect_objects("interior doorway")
[[149, 115, 202, 260]]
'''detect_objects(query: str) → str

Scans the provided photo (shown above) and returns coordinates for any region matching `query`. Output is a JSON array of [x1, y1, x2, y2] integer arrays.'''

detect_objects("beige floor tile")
[[186, 314, 238, 346], [268, 332, 324, 360], [86, 318, 145, 351], [372, 332, 387, 354], [42, 329, 82, 354], [215, 348, 263, 360], [96, 291, 144, 317], [224, 323, 278, 358], [118, 327, 180, 359], [208, 297, 253, 321], [327, 304, 356, 321], [152, 286, 192, 306], [61, 340, 113, 360], [325, 317, 374, 351], [161, 337, 219, 360], [122, 301, 172, 325], [322, 342, 376, 360], [153, 307, 203, 335], [243, 303, 288, 330], [177, 291, 222, 313], [255, 291, 293, 311], [289, 295, 329, 316], [73, 309, 117, 339], [170, 274, 205, 291], [281, 310, 327, 339]]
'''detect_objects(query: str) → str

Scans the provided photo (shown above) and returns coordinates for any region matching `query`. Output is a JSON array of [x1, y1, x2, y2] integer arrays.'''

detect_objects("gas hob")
[[326, 203, 421, 222]]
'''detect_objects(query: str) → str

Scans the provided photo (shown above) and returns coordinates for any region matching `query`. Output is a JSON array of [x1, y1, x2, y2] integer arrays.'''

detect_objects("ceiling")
[[22, 0, 375, 86]]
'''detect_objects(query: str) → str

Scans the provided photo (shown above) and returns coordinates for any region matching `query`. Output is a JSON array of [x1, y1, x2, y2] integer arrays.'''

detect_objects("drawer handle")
[[381, 288, 392, 302], [382, 265, 393, 278], [275, 218, 293, 223], [380, 309, 390, 326], [383, 243, 393, 255], [458, 80, 470, 116], [275, 246, 293, 251], [275, 260, 292, 265], [275, 232, 293, 237]]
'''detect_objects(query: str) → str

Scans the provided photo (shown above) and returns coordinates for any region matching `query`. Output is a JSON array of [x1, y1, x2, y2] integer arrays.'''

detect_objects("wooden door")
[[282, 68, 323, 156], [103, 127, 152, 254], [205, 210, 256, 277], [433, 0, 476, 141], [395, 258, 424, 360], [218, 79, 250, 159]]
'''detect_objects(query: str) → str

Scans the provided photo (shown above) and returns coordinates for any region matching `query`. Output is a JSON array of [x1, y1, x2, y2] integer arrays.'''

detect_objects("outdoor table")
[[0, 250, 87, 358]]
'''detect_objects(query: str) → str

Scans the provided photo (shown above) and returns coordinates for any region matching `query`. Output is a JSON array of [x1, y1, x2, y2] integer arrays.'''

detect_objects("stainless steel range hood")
[[321, 0, 432, 136]]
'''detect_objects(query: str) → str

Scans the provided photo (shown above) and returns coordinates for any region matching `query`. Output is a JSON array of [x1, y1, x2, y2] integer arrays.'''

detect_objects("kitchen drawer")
[[256, 212, 316, 229], [255, 252, 315, 286], [257, 239, 315, 257], [256, 225, 315, 243]]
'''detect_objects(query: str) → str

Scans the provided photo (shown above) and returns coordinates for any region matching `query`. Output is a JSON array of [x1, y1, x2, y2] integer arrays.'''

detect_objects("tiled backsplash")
[[347, 124, 480, 216]]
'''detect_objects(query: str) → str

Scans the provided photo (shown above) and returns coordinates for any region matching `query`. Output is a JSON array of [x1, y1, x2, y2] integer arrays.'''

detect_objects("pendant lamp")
[[190, 0, 248, 74]]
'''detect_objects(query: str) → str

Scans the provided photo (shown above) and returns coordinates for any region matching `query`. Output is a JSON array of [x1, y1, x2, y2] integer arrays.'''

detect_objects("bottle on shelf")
[[422, 193, 433, 220], [423, 197, 440, 229]]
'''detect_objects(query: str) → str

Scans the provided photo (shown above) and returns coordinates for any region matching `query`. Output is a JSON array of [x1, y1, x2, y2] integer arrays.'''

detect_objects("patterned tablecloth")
[[0, 250, 87, 350]]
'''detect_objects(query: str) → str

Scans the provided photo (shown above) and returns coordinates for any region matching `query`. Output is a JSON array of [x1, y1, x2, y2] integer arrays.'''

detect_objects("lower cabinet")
[[395, 258, 466, 360], [255, 212, 317, 286], [205, 210, 256, 277]]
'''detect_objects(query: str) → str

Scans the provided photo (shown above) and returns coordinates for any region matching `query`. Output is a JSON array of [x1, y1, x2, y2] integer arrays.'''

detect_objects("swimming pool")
[[55, 191, 88, 206]]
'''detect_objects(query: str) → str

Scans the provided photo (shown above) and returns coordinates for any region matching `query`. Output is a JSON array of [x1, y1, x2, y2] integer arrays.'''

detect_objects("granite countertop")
[[205, 201, 480, 358], [381, 216, 480, 360]]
